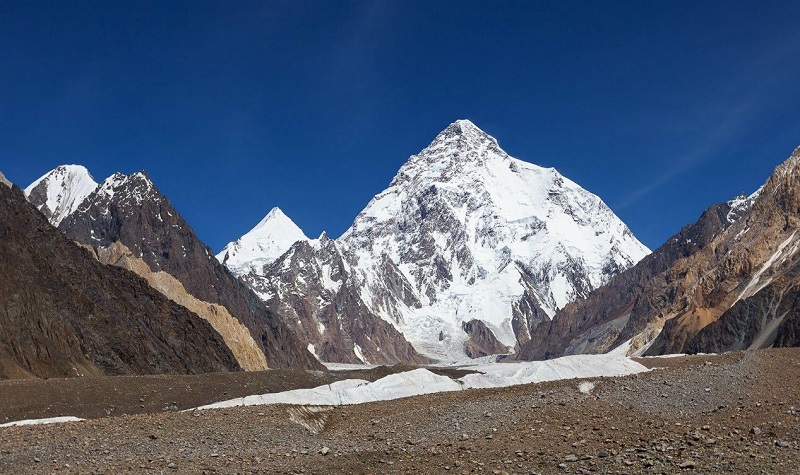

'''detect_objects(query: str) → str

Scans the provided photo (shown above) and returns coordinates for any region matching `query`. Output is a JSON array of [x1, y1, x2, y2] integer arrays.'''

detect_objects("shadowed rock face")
[[0, 182, 239, 379], [519, 146, 800, 360], [58, 172, 322, 370], [462, 320, 508, 358]]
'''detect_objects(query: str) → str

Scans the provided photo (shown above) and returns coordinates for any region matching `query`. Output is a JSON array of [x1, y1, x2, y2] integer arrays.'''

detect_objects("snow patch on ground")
[[323, 362, 378, 371], [0, 416, 84, 428]]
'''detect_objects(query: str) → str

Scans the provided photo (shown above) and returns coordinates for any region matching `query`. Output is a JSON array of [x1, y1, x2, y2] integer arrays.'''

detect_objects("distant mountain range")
[[4, 120, 798, 379]]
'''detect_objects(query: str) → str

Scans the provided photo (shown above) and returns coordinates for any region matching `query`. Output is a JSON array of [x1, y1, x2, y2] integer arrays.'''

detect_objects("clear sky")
[[2, 1, 799, 251]]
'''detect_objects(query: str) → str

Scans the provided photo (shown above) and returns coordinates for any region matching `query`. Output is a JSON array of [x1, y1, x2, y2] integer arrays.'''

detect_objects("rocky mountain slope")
[[24, 165, 97, 226], [241, 234, 427, 364], [518, 146, 800, 360], [0, 174, 239, 379], [32, 170, 322, 370], [223, 120, 650, 362]]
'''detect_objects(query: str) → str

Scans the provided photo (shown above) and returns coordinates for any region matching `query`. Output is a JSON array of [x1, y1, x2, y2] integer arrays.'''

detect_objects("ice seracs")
[[216, 207, 308, 275], [195, 353, 649, 409], [24, 165, 98, 226]]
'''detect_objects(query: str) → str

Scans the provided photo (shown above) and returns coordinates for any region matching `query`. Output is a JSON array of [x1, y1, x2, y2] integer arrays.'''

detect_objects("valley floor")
[[1, 349, 799, 474]]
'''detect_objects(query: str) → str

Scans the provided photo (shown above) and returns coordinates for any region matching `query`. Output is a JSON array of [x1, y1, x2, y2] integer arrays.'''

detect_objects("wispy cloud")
[[614, 38, 800, 211], [615, 98, 757, 210]]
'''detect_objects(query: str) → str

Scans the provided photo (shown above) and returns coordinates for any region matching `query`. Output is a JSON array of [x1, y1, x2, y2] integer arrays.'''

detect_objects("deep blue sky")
[[2, 1, 800, 251]]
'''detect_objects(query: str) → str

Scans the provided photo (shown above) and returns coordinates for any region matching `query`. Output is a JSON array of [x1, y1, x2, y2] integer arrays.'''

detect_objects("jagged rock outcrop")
[[518, 145, 800, 359], [462, 320, 509, 358], [222, 120, 649, 361], [56, 171, 322, 370], [0, 181, 239, 379], [0, 171, 10, 188]]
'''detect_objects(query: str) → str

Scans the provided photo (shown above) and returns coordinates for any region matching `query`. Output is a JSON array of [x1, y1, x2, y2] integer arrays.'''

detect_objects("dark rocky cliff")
[[0, 181, 239, 379]]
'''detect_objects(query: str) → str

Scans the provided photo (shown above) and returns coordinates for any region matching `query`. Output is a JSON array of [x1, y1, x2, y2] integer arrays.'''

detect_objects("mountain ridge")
[[54, 170, 323, 370], [517, 144, 800, 360], [0, 179, 240, 379]]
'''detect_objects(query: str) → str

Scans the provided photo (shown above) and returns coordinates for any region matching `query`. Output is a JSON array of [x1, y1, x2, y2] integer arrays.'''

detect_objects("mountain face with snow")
[[217, 207, 308, 276], [24, 165, 98, 226], [0, 178, 239, 379], [242, 234, 428, 365], [518, 146, 800, 360], [50, 170, 322, 371], [223, 120, 650, 362]]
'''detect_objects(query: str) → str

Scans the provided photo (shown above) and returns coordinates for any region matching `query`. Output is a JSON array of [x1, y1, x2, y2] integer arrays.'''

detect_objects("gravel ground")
[[1, 348, 798, 474]]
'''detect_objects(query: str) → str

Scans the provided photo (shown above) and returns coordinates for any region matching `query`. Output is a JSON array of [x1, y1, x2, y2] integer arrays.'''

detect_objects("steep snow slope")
[[24, 165, 98, 226], [338, 120, 650, 359], [217, 207, 308, 275]]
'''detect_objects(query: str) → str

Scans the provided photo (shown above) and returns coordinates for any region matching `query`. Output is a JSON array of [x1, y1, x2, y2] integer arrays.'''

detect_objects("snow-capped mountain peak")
[[338, 120, 650, 359], [216, 207, 308, 275], [24, 165, 98, 226], [219, 120, 650, 362]]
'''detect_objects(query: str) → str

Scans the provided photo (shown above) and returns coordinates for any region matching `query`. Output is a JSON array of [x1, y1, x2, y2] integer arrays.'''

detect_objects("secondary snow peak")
[[216, 206, 308, 275], [24, 165, 99, 226]]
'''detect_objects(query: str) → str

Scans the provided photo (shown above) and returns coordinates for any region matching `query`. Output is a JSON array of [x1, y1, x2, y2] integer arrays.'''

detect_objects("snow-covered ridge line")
[[194, 354, 648, 410]]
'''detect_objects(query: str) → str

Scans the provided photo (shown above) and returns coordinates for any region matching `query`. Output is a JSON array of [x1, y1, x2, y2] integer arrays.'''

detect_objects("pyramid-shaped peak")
[[252, 207, 297, 231], [442, 119, 490, 138], [94, 171, 159, 206], [24, 164, 99, 226], [24, 164, 96, 195], [448, 119, 480, 132], [425, 119, 500, 153], [216, 206, 308, 275], [53, 164, 93, 176], [263, 206, 288, 220], [100, 171, 154, 189]]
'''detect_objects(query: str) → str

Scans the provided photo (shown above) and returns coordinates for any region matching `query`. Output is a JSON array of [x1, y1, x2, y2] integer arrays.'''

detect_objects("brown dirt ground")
[[1, 349, 799, 474]]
